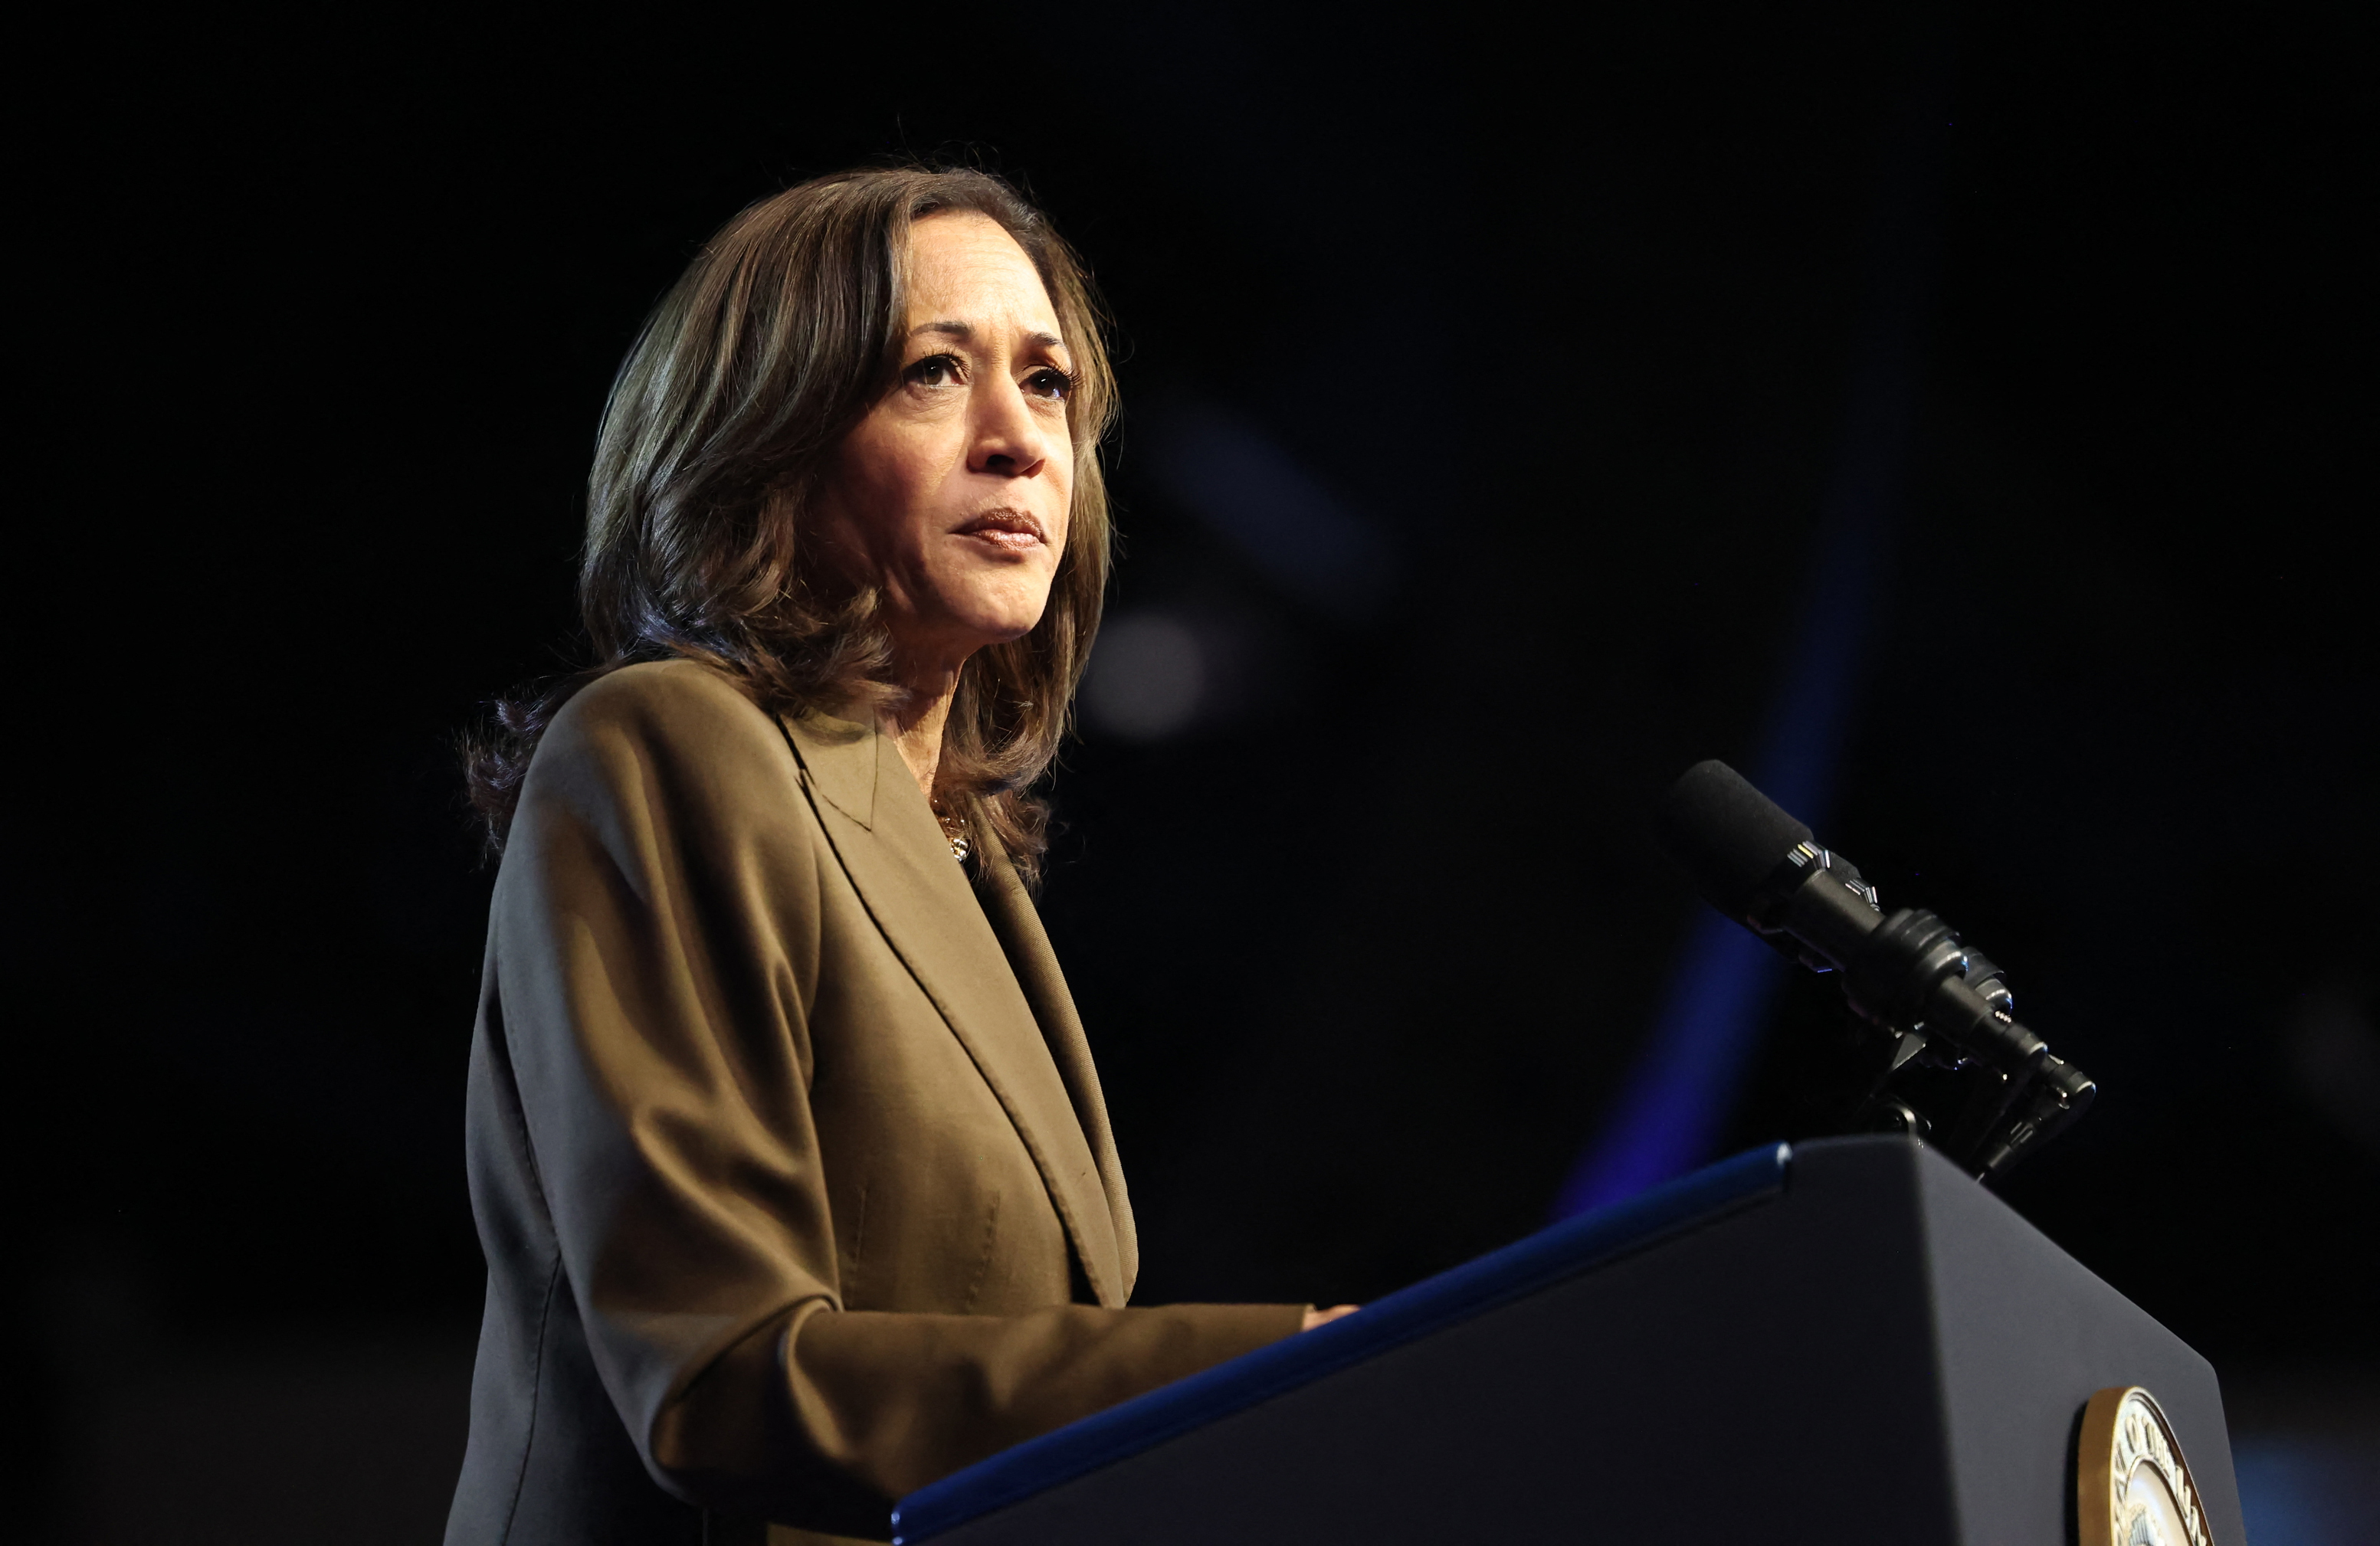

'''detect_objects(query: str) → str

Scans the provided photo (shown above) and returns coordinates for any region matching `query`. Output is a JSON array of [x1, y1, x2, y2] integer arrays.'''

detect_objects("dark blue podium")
[[892, 1135, 2244, 1545]]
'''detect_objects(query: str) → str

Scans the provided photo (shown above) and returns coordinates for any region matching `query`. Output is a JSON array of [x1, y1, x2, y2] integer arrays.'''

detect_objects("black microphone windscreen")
[[1657, 760, 1815, 915]]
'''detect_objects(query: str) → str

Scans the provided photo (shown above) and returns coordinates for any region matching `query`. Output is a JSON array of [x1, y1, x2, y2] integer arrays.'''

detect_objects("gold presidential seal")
[[2076, 1386, 2216, 1546]]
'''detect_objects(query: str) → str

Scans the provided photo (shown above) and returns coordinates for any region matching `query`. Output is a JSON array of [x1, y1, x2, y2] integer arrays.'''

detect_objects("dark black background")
[[18, 2, 2374, 1539]]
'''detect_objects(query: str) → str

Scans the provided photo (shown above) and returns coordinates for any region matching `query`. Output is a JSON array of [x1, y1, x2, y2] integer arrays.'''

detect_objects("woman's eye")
[[906, 354, 962, 388], [1025, 368, 1074, 401]]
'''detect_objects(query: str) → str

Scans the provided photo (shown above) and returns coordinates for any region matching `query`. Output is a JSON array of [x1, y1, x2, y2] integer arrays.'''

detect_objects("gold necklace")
[[930, 794, 972, 863]]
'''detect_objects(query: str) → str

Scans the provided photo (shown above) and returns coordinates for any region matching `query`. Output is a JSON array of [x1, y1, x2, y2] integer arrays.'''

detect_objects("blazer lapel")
[[974, 830, 1139, 1299], [779, 709, 1127, 1308]]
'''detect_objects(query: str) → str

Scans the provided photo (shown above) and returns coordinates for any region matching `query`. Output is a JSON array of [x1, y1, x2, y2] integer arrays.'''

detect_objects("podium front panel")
[[896, 1137, 2243, 1546]]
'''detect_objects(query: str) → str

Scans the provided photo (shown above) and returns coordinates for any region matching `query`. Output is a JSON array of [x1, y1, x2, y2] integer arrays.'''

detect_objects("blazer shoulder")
[[546, 658, 783, 757], [520, 659, 814, 844]]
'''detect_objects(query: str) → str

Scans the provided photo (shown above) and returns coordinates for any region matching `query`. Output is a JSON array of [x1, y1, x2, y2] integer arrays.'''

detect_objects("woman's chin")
[[969, 609, 1049, 648], [932, 583, 1054, 647], [896, 606, 1048, 660]]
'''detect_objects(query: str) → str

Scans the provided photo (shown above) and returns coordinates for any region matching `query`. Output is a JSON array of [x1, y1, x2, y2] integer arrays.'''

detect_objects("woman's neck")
[[879, 652, 965, 805]]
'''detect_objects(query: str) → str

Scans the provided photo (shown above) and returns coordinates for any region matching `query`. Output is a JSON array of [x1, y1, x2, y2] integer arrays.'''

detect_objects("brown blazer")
[[444, 660, 1302, 1545]]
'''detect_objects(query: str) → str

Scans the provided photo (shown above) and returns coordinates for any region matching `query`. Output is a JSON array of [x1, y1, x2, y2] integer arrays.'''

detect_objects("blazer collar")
[[779, 707, 1128, 1307]]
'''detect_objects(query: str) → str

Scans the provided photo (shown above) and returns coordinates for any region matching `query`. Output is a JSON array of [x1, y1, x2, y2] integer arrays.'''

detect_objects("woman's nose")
[[969, 380, 1051, 477]]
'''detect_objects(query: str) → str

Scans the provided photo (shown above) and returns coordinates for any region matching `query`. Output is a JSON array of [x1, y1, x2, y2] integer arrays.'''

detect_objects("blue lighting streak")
[[1552, 474, 1887, 1217], [1554, 31, 1953, 1220]]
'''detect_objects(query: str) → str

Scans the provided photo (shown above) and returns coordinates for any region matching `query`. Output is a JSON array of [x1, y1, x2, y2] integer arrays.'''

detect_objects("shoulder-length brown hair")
[[464, 165, 1116, 886]]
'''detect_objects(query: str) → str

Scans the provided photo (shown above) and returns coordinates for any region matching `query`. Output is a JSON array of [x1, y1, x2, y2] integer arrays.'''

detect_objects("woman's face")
[[818, 210, 1076, 673]]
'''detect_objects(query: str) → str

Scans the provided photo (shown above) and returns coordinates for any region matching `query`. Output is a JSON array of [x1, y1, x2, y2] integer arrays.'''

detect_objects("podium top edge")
[[892, 1141, 1792, 1544]]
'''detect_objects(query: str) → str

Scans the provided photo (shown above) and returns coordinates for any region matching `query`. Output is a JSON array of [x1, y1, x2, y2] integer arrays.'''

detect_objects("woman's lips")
[[954, 511, 1047, 552]]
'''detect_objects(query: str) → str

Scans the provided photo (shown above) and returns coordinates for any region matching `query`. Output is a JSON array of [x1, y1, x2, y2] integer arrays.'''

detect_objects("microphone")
[[1655, 760, 2096, 1180]]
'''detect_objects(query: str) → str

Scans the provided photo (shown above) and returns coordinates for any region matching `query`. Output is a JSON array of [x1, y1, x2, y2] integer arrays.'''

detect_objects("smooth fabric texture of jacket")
[[444, 660, 1303, 1544]]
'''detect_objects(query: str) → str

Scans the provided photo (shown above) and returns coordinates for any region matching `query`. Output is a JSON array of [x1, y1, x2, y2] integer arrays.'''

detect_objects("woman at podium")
[[443, 166, 1345, 1546]]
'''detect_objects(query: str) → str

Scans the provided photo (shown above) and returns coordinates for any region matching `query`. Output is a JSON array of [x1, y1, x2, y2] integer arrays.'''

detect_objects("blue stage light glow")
[[2231, 1436, 2379, 1546], [1554, 24, 1954, 1220], [1552, 488, 1878, 1217]]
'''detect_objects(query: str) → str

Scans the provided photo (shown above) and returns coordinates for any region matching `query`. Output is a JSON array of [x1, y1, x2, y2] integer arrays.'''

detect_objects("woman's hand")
[[1301, 1304, 1360, 1331]]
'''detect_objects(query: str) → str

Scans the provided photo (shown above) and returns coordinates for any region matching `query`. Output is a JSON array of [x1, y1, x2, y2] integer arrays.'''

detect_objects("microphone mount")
[[1660, 762, 2096, 1182]]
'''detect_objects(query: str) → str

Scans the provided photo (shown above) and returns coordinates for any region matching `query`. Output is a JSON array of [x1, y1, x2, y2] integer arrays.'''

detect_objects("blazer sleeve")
[[493, 666, 1303, 1535]]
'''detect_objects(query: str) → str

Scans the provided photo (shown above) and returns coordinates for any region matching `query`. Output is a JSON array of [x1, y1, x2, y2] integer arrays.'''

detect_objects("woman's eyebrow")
[[908, 320, 1067, 353]]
